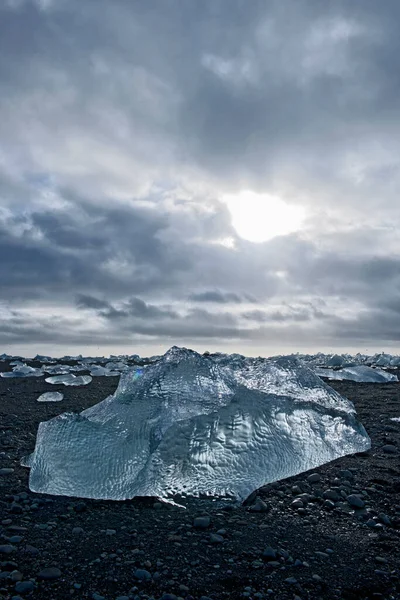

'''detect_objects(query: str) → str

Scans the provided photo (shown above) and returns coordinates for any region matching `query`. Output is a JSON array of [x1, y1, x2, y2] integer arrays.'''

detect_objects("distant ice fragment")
[[37, 392, 64, 402], [90, 366, 120, 377], [45, 374, 92, 386], [0, 364, 43, 378], [315, 365, 398, 383], [25, 347, 370, 501], [326, 354, 346, 367]]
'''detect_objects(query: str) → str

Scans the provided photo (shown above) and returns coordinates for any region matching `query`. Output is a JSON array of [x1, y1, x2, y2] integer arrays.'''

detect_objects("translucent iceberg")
[[24, 347, 370, 501], [315, 365, 398, 383], [45, 374, 92, 386], [37, 392, 64, 402]]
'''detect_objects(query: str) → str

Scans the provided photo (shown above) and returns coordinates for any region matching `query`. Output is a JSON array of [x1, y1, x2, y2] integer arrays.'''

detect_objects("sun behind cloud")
[[222, 190, 306, 243]]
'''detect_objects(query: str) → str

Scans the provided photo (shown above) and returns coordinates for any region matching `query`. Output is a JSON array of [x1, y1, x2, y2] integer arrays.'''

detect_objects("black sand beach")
[[1, 362, 399, 600]]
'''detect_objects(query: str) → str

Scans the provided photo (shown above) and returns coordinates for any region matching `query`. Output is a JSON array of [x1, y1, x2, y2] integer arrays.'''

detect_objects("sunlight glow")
[[222, 190, 305, 243]]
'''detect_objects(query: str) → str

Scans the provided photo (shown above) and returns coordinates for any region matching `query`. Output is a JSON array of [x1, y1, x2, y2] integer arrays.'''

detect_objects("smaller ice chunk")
[[326, 354, 346, 367], [90, 366, 121, 377], [37, 392, 64, 402], [390, 417, 400, 422], [44, 364, 74, 375], [1, 364, 43, 378], [105, 361, 130, 372], [315, 365, 398, 383], [45, 374, 92, 386]]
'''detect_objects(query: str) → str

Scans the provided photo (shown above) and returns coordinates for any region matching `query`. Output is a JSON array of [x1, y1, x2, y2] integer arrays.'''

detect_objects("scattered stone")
[[347, 495, 365, 508], [209, 533, 224, 544], [378, 513, 392, 526], [15, 581, 35, 593], [0, 545, 16, 554], [9, 536, 23, 544], [24, 545, 39, 555], [263, 546, 277, 560], [0, 468, 14, 475], [72, 526, 85, 535], [323, 489, 340, 501], [382, 445, 397, 454], [37, 567, 62, 579], [193, 516, 210, 529], [307, 473, 321, 483], [340, 469, 354, 480], [134, 568, 152, 581], [248, 498, 269, 512]]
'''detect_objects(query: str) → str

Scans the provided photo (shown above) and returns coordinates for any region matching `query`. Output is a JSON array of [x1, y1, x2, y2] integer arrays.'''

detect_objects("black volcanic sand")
[[0, 361, 400, 600]]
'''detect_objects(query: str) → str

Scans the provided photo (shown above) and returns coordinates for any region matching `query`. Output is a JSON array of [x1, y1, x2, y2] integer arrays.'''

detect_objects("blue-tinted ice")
[[24, 347, 370, 501]]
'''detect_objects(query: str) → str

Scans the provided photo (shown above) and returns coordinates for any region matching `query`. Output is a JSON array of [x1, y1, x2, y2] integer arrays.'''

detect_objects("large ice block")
[[24, 347, 370, 501]]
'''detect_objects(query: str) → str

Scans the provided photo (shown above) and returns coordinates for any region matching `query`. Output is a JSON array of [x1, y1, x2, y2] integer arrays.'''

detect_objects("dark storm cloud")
[[76, 295, 110, 311], [189, 290, 244, 304]]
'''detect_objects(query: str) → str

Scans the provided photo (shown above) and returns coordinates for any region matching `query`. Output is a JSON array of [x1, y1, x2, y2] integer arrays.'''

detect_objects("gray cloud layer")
[[1, 0, 400, 356]]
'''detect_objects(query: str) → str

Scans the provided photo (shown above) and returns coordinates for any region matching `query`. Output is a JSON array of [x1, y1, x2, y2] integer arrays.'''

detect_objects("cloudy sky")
[[1, 0, 400, 358]]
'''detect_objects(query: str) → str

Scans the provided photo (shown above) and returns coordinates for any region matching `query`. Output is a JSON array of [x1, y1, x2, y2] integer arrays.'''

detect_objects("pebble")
[[378, 513, 391, 526], [291, 499, 304, 509], [248, 498, 269, 512], [0, 468, 14, 475], [134, 568, 152, 581], [37, 566, 62, 579], [382, 445, 397, 454], [263, 546, 277, 560], [15, 581, 35, 593], [347, 494, 365, 508], [307, 473, 321, 483], [92, 594, 105, 600], [285, 577, 298, 584], [72, 526, 85, 535], [323, 489, 340, 502], [0, 545, 16, 554], [9, 536, 23, 544], [193, 516, 210, 529], [340, 469, 354, 480], [209, 533, 224, 544], [24, 545, 39, 555]]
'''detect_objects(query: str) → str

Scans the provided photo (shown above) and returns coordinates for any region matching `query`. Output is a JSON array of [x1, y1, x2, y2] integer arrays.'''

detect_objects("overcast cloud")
[[1, 0, 400, 357]]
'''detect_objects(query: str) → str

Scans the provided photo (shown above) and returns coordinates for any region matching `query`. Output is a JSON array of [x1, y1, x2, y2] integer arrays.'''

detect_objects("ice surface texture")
[[25, 347, 370, 501], [315, 365, 398, 383]]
